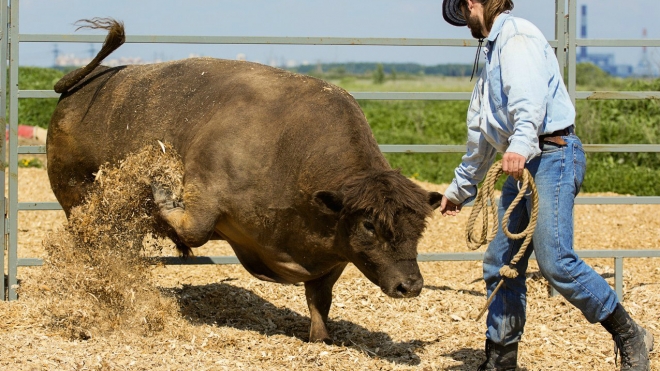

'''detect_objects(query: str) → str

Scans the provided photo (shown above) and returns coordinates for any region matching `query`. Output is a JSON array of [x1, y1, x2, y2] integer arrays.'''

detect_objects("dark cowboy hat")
[[442, 0, 467, 27]]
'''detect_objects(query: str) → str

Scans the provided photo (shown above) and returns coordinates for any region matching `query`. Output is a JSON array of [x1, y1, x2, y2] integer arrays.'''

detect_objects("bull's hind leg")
[[47, 154, 97, 218], [304, 264, 347, 343], [151, 182, 219, 249]]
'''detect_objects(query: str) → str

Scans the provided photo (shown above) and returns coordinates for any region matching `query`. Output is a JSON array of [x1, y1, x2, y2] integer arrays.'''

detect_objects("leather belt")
[[539, 125, 573, 148]]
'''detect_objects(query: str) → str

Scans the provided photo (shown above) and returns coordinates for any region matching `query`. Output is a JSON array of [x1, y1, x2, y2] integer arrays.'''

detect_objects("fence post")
[[555, 0, 567, 77], [566, 0, 577, 106], [6, 0, 19, 300], [614, 257, 624, 301], [0, 0, 7, 300]]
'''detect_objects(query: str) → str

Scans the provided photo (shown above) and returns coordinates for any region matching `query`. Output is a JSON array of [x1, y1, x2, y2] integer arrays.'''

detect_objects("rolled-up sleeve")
[[444, 114, 497, 206]]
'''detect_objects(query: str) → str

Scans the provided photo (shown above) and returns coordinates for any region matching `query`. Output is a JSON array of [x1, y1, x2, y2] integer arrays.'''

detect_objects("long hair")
[[483, 0, 514, 31]]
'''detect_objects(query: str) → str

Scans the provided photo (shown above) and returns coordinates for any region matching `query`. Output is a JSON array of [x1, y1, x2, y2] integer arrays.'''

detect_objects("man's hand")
[[440, 196, 462, 216], [501, 152, 526, 180]]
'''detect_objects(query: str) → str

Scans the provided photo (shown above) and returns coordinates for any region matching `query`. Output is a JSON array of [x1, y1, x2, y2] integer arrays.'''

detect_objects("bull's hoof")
[[309, 326, 333, 345], [309, 336, 334, 345], [151, 183, 183, 210]]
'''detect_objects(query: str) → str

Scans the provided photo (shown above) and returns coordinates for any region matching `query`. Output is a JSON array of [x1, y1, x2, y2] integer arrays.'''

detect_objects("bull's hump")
[[117, 58, 352, 104]]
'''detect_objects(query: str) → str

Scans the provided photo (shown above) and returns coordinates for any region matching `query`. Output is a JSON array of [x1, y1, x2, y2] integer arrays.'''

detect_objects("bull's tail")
[[53, 18, 125, 94]]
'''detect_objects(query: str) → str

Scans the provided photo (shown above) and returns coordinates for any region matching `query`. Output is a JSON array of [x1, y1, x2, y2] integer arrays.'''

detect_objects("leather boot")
[[601, 303, 654, 371], [477, 339, 518, 371]]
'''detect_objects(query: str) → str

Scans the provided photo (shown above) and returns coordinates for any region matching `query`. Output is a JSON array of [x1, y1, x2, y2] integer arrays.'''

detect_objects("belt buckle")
[[540, 135, 567, 151], [544, 136, 567, 146]]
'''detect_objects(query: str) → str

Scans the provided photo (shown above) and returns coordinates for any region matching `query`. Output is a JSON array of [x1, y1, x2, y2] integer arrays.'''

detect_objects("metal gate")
[[3, 0, 660, 300]]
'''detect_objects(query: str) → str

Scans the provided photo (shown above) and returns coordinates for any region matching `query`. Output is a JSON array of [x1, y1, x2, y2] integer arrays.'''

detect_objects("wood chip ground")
[[1, 165, 658, 371]]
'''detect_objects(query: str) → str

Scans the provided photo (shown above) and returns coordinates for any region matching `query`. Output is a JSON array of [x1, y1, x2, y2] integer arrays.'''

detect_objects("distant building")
[[54, 53, 159, 68], [576, 5, 631, 77], [576, 4, 657, 78]]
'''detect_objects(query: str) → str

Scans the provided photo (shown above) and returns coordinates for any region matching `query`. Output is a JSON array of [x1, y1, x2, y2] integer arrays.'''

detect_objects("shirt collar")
[[486, 11, 511, 43]]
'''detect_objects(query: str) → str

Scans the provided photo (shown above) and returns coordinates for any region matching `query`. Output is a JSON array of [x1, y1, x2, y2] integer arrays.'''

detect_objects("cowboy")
[[439, 0, 654, 370]]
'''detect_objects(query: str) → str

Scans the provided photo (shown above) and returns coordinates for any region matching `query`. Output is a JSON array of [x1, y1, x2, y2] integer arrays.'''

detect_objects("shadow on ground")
[[440, 347, 530, 371], [165, 281, 437, 366], [424, 284, 483, 297]]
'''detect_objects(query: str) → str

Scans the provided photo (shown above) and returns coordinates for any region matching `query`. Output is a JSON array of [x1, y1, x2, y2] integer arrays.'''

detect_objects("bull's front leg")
[[151, 182, 218, 248], [304, 264, 346, 344]]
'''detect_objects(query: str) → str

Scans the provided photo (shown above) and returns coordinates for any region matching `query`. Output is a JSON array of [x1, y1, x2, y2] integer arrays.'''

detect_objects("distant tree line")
[[290, 62, 475, 77]]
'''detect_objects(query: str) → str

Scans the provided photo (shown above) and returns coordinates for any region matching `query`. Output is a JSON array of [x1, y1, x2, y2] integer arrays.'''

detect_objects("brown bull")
[[47, 18, 442, 342]]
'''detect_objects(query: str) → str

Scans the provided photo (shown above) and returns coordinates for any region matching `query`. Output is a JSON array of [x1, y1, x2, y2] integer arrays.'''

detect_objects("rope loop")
[[466, 160, 539, 320]]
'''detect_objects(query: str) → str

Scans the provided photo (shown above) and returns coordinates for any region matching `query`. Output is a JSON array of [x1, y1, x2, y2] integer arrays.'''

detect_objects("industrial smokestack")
[[580, 5, 587, 59]]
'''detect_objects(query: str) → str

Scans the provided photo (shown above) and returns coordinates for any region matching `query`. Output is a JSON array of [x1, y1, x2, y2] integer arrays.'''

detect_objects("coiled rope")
[[465, 160, 539, 321]]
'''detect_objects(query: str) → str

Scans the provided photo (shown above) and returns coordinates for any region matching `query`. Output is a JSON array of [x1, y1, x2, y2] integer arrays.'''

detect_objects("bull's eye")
[[362, 221, 376, 234]]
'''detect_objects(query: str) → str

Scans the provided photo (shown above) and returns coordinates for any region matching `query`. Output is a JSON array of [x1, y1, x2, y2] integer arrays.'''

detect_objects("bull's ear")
[[428, 192, 443, 210], [313, 190, 344, 215]]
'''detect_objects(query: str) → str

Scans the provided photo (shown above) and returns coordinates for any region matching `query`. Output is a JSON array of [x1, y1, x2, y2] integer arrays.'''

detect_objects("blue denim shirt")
[[444, 13, 576, 205]]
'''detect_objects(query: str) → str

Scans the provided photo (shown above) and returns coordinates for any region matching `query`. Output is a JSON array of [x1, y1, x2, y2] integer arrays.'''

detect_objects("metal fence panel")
[[3, 0, 659, 300]]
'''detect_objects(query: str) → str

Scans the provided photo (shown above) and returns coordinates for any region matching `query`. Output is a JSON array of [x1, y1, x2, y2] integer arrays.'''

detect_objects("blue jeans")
[[483, 134, 619, 345]]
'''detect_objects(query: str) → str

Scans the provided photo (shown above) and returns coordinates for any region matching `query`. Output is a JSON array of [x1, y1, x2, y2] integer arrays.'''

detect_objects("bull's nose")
[[395, 278, 423, 297]]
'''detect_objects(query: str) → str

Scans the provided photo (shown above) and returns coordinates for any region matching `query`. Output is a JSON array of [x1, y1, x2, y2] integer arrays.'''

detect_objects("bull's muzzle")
[[395, 276, 424, 298], [380, 271, 423, 298], [392, 275, 424, 298]]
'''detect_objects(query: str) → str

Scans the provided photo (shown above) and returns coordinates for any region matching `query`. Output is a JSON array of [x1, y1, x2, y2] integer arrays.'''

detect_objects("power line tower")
[[636, 28, 655, 77], [52, 43, 60, 67]]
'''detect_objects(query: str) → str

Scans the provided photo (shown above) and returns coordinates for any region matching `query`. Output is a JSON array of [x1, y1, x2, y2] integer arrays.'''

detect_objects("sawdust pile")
[[27, 143, 184, 340]]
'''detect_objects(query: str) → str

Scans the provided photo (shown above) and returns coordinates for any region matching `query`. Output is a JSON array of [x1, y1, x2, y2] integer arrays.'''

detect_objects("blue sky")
[[17, 0, 660, 69]]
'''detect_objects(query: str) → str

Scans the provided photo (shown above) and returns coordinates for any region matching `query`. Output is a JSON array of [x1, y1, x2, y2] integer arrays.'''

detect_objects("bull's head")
[[313, 170, 442, 298]]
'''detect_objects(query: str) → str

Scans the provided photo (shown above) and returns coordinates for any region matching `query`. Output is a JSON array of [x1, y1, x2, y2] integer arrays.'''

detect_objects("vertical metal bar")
[[554, 0, 567, 77], [567, 0, 577, 106], [551, 0, 569, 304], [614, 257, 623, 301], [550, 285, 559, 298], [0, 0, 7, 300], [7, 0, 18, 300]]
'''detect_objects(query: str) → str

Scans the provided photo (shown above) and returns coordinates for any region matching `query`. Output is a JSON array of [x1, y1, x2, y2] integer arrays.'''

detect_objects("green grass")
[[332, 73, 660, 196], [14, 66, 64, 129], [10, 66, 660, 195], [583, 156, 659, 195], [327, 75, 475, 93], [18, 157, 43, 168]]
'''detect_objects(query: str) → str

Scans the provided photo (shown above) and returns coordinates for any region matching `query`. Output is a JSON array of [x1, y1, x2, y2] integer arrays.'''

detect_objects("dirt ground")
[[1, 165, 659, 371]]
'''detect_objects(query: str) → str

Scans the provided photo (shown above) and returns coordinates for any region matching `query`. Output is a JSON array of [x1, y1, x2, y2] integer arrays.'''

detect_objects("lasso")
[[465, 160, 539, 321]]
